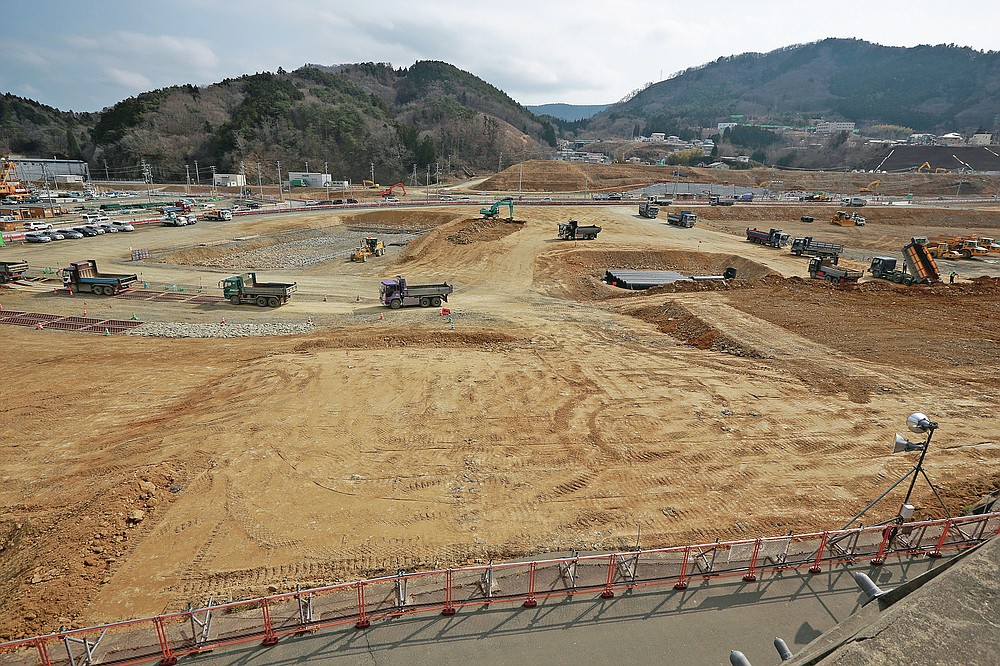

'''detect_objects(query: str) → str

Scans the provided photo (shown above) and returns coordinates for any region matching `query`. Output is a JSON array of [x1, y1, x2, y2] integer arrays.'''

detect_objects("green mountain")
[[586, 38, 1000, 137], [1, 61, 557, 183]]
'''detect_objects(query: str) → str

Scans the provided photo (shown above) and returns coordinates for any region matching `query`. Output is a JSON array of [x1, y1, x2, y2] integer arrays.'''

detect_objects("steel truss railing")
[[1, 512, 997, 666]]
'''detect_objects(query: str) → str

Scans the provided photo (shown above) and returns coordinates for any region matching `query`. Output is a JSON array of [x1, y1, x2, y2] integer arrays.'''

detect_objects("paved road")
[[176, 557, 945, 666]]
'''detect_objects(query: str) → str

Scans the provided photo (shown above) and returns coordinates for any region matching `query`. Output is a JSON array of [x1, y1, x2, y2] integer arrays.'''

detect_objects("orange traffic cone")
[[35, 322, 44, 330], [323, 294, 328, 302], [378, 314, 384, 320], [307, 317, 314, 325], [83, 308, 88, 317], [220, 317, 227, 326], [68, 286, 74, 298]]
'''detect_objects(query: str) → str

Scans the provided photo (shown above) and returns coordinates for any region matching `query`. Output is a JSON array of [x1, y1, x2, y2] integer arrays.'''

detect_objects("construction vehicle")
[[934, 167, 950, 173], [379, 276, 453, 309], [61, 260, 138, 296], [203, 209, 233, 221], [803, 192, 831, 201], [380, 182, 406, 199], [973, 237, 1000, 254], [708, 195, 735, 206], [790, 237, 844, 262], [926, 242, 961, 260], [832, 210, 866, 226], [746, 227, 789, 248], [161, 211, 189, 226], [869, 239, 941, 285], [0, 259, 29, 283], [480, 197, 514, 221], [666, 210, 697, 228], [362, 180, 379, 189], [0, 159, 31, 200], [558, 220, 602, 240], [859, 180, 880, 193], [351, 236, 387, 262], [917, 162, 931, 173], [808, 257, 863, 284], [929, 236, 990, 259], [220, 272, 297, 307], [638, 201, 659, 218], [840, 197, 867, 207]]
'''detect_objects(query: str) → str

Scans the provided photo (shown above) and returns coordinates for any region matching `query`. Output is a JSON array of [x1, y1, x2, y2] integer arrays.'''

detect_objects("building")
[[969, 132, 993, 146], [7, 156, 90, 183], [815, 121, 856, 134], [717, 122, 738, 132], [213, 173, 247, 188], [937, 132, 965, 146]]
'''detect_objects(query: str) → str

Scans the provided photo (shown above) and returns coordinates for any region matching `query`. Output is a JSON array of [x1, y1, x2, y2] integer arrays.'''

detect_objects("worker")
[[949, 271, 958, 284]]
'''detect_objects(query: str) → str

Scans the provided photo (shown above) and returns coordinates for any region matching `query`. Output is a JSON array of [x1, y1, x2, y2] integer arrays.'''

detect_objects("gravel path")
[[194, 230, 421, 270], [127, 321, 314, 338]]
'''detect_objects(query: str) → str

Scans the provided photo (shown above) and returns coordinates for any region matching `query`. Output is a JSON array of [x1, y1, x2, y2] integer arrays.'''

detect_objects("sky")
[[5, 0, 1000, 113]]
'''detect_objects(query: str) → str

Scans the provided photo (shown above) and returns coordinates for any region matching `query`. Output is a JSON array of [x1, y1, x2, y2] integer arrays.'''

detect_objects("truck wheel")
[[431, 296, 442, 307], [389, 299, 402, 310], [256, 296, 268, 307], [102, 285, 114, 296], [230, 295, 241, 305], [904, 276, 914, 286], [268, 297, 279, 307], [419, 297, 430, 307]]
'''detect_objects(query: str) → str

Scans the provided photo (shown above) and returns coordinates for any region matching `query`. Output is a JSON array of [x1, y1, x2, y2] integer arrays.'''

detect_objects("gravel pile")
[[200, 231, 420, 270], [127, 321, 314, 338]]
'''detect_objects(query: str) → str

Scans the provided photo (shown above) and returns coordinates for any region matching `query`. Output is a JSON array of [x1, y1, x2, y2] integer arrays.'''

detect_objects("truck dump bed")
[[903, 241, 941, 283]]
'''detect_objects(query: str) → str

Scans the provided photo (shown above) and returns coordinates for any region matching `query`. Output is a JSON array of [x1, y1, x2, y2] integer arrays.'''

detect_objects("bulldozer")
[[350, 236, 386, 262], [832, 210, 866, 226]]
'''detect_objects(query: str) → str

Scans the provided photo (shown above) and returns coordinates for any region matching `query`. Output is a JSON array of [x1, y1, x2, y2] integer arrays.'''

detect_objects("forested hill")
[[586, 39, 1000, 137]]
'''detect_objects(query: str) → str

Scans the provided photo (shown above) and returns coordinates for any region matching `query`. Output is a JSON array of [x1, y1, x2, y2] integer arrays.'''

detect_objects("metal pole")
[[900, 427, 933, 510], [276, 161, 283, 203]]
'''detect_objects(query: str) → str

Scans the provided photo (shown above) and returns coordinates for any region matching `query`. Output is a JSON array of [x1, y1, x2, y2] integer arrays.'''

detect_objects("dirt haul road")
[[1, 203, 998, 639]]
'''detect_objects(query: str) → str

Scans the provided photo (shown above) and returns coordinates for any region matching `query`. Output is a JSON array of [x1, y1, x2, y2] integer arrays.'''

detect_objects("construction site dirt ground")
[[1, 200, 1000, 641]]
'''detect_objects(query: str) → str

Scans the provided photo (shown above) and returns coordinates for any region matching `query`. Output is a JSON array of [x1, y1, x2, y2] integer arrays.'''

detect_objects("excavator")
[[480, 197, 514, 221], [380, 182, 406, 199], [362, 179, 379, 189], [859, 180, 880, 193], [917, 162, 931, 173]]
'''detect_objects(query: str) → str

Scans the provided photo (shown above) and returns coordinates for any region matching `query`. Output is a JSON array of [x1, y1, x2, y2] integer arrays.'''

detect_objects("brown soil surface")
[[480, 161, 1000, 197], [1, 191, 999, 641]]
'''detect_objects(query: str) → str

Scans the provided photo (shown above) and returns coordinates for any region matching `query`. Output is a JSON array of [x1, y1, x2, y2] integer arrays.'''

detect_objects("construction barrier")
[[1, 512, 997, 665]]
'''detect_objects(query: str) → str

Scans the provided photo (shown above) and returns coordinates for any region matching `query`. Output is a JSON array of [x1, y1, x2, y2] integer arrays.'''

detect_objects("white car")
[[24, 231, 52, 243], [111, 221, 135, 232], [384, 197, 399, 203]]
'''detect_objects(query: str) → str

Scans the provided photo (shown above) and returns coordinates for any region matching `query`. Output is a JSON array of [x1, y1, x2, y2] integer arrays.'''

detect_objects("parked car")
[[97, 223, 119, 233], [25, 232, 52, 243], [74, 226, 100, 237], [43, 230, 66, 241], [384, 197, 399, 203], [58, 228, 85, 239], [83, 224, 105, 234], [346, 198, 359, 204], [110, 221, 135, 232], [23, 220, 54, 231]]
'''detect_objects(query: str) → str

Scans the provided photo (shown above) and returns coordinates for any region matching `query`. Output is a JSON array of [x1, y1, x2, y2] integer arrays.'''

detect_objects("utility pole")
[[210, 165, 217, 194], [185, 164, 191, 194], [141, 159, 152, 203], [239, 161, 246, 195], [103, 159, 110, 181], [276, 161, 283, 203], [519, 160, 523, 197], [426, 165, 430, 202], [498, 152, 503, 174], [194, 160, 201, 186], [370, 163, 375, 185], [256, 162, 263, 197]]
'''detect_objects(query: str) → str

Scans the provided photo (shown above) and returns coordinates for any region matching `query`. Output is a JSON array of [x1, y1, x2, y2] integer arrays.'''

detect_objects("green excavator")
[[480, 197, 514, 221]]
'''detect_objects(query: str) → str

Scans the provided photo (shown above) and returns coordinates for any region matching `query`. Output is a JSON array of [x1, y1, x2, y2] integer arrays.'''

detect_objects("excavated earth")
[[1, 194, 999, 641]]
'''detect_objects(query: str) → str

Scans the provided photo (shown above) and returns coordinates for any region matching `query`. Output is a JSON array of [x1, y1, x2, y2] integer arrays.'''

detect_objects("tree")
[[750, 149, 767, 164], [415, 135, 437, 168]]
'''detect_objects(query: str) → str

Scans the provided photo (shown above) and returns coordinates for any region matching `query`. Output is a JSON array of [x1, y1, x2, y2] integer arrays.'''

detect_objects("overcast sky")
[[6, 0, 999, 113]]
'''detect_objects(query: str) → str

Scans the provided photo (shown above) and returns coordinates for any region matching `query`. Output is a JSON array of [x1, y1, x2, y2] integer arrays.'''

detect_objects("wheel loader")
[[351, 236, 386, 262]]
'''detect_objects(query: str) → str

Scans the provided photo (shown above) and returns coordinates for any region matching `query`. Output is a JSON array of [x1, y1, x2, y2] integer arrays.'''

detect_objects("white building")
[[213, 173, 246, 188], [969, 132, 993, 146], [937, 132, 964, 146], [717, 122, 738, 132], [815, 121, 856, 134], [8, 156, 90, 183]]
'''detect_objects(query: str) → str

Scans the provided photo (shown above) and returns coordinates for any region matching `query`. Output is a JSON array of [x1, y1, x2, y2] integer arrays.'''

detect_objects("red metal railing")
[[1, 512, 996, 666]]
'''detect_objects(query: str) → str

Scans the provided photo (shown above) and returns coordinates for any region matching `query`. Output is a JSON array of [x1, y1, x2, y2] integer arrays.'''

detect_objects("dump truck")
[[558, 220, 602, 240], [790, 236, 844, 262], [746, 227, 790, 248], [219, 272, 297, 307], [869, 239, 941, 285], [380, 276, 453, 309], [638, 201, 659, 218], [0, 259, 28, 283], [351, 236, 386, 262], [832, 210, 866, 226], [61, 260, 138, 296], [808, 257, 863, 284], [840, 197, 867, 207], [708, 195, 735, 206], [666, 210, 697, 228]]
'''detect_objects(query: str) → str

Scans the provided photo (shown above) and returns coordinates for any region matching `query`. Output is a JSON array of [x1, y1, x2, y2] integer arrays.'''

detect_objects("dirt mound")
[[343, 209, 455, 231], [446, 217, 526, 245]]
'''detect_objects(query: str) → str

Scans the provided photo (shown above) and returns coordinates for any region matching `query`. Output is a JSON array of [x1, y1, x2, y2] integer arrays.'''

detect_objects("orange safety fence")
[[1, 512, 997, 666]]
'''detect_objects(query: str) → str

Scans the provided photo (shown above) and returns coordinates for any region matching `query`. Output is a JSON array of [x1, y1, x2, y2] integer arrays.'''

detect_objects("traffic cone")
[[378, 314, 384, 320], [356, 294, 360, 302], [307, 317, 314, 325], [104, 328, 110, 336], [68, 286, 74, 298], [323, 294, 328, 302], [131, 312, 137, 321], [220, 317, 227, 326], [83, 308, 88, 317], [35, 322, 43, 330]]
